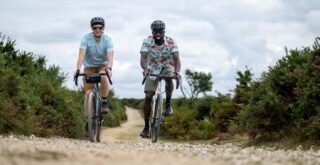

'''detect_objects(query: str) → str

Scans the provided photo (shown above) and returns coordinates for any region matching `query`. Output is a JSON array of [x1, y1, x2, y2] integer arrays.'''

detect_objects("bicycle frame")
[[75, 72, 112, 142], [150, 77, 165, 143], [87, 82, 102, 142], [151, 78, 165, 118], [143, 72, 179, 143]]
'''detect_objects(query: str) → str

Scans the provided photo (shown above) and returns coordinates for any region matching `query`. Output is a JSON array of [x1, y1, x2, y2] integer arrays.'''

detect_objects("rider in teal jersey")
[[74, 17, 114, 135]]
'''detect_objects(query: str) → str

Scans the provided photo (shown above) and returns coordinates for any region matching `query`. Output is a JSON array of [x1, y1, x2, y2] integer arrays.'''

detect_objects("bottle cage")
[[85, 73, 101, 83]]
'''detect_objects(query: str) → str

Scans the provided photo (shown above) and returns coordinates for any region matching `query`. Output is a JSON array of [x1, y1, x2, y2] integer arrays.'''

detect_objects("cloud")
[[0, 0, 319, 98], [306, 10, 320, 33]]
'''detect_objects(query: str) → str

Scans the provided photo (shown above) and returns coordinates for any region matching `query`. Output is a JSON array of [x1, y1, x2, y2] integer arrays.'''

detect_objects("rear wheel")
[[151, 94, 162, 143]]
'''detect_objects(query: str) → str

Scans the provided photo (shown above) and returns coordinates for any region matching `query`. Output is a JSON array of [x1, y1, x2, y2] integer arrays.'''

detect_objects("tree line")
[[2, 32, 320, 144], [125, 37, 320, 144], [0, 33, 126, 139]]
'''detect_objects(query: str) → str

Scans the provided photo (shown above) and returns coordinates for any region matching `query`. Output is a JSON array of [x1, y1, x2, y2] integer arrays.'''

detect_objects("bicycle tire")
[[96, 96, 102, 142], [151, 118, 157, 143], [96, 122, 101, 142], [150, 96, 158, 142], [88, 92, 98, 142], [151, 94, 163, 143]]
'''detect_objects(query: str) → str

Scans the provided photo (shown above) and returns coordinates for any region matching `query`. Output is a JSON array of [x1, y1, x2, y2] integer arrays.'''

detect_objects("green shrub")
[[0, 33, 126, 139], [239, 38, 320, 141], [161, 106, 198, 140]]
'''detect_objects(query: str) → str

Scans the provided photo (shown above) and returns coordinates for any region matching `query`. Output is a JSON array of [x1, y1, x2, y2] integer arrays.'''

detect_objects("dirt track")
[[1, 107, 320, 165]]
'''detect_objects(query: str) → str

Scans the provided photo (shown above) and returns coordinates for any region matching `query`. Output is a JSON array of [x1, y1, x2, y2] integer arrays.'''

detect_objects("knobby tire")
[[151, 94, 162, 143], [88, 92, 98, 142]]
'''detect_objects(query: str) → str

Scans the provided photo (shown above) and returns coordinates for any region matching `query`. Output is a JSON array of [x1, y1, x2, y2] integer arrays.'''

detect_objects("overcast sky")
[[0, 0, 319, 98]]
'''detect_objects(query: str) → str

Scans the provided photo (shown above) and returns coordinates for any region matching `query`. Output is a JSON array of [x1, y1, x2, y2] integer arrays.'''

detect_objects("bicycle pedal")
[[160, 118, 164, 124]]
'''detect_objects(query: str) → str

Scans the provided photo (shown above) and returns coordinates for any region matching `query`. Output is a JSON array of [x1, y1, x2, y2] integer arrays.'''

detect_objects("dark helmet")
[[151, 20, 165, 30], [90, 17, 105, 27]]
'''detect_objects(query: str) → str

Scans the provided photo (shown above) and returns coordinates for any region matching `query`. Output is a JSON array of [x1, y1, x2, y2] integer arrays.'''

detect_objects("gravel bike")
[[142, 71, 180, 143], [75, 72, 112, 142]]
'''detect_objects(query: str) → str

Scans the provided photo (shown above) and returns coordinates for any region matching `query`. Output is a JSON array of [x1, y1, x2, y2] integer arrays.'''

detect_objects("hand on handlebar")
[[105, 68, 112, 78], [142, 69, 150, 85], [175, 72, 181, 80], [142, 69, 149, 77], [175, 72, 181, 89]]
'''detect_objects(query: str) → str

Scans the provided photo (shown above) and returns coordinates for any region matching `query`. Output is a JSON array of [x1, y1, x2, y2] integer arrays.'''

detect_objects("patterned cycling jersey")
[[140, 35, 179, 79]]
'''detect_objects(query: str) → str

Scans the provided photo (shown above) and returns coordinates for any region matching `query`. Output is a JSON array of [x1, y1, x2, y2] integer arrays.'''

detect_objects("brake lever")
[[75, 77, 78, 86], [74, 74, 79, 86], [175, 72, 181, 89], [105, 69, 113, 85], [142, 72, 149, 85], [107, 74, 113, 85]]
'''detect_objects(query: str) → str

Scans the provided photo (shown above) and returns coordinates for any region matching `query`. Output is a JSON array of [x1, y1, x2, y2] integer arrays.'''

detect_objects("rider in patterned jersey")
[[139, 20, 181, 138]]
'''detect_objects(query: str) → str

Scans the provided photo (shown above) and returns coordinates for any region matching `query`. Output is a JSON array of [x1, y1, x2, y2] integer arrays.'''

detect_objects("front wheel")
[[96, 111, 103, 142], [87, 92, 99, 142], [151, 94, 163, 143]]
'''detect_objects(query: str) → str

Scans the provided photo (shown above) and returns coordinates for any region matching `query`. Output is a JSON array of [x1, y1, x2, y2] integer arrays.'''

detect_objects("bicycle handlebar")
[[75, 72, 113, 86], [142, 72, 181, 89]]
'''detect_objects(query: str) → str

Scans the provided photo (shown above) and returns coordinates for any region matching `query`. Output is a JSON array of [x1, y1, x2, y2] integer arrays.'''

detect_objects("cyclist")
[[139, 20, 181, 138], [73, 17, 114, 135]]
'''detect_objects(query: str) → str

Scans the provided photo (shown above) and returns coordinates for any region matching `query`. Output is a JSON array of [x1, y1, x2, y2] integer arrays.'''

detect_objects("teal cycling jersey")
[[80, 32, 114, 68]]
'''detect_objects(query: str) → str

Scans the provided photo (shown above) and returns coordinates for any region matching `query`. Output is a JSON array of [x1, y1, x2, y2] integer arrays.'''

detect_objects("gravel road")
[[0, 107, 320, 165]]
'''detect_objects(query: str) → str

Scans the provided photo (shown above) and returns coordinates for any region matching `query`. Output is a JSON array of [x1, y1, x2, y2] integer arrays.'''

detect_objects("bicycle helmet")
[[90, 17, 105, 27], [151, 20, 165, 30]]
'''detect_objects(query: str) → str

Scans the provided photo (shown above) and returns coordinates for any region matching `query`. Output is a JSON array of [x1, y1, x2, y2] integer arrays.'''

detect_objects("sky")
[[0, 0, 319, 98]]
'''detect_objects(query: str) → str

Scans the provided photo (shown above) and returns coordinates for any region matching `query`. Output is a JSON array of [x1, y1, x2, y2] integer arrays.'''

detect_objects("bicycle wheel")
[[151, 94, 163, 143], [87, 92, 98, 142], [96, 119, 102, 142], [96, 96, 102, 142]]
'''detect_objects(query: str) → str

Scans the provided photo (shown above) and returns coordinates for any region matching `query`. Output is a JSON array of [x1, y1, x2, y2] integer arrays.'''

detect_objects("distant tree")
[[233, 66, 253, 105], [181, 69, 213, 101]]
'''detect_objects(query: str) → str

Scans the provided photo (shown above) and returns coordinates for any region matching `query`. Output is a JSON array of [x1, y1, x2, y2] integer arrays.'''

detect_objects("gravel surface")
[[0, 108, 319, 165]]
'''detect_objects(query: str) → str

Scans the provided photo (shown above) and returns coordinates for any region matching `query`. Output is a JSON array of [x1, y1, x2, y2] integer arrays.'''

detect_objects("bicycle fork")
[[93, 86, 103, 125]]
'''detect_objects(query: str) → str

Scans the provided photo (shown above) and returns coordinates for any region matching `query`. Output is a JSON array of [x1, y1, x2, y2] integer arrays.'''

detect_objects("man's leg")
[[161, 67, 175, 116], [164, 79, 174, 116], [140, 91, 154, 138], [100, 75, 109, 97], [100, 67, 110, 113]]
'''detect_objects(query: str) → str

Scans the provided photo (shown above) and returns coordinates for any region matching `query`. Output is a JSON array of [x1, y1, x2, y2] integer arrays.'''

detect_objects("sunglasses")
[[92, 26, 104, 30], [152, 30, 164, 34]]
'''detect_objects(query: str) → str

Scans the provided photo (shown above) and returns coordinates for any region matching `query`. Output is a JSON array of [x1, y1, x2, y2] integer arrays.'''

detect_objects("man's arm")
[[76, 48, 86, 70], [140, 52, 148, 70], [106, 51, 114, 70], [173, 52, 181, 72], [74, 48, 85, 84]]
